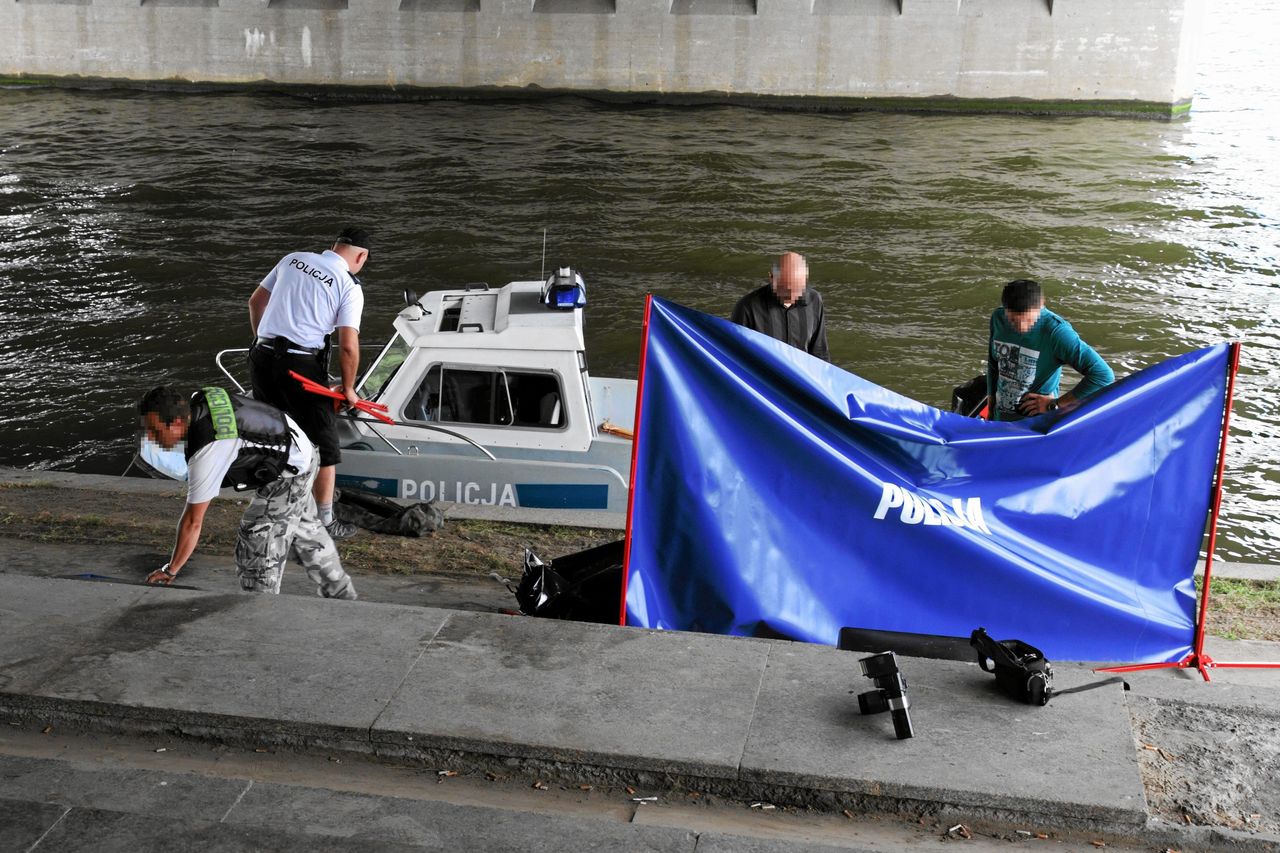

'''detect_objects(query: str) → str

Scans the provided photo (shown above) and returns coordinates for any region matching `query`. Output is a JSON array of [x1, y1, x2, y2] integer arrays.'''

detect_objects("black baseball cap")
[[335, 227, 372, 252]]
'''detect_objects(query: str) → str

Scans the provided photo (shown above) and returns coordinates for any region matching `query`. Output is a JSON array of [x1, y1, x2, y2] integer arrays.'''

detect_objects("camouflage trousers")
[[234, 456, 357, 600]]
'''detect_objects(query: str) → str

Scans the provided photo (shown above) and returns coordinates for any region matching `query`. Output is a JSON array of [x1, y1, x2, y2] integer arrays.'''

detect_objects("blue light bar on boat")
[[542, 267, 587, 310]]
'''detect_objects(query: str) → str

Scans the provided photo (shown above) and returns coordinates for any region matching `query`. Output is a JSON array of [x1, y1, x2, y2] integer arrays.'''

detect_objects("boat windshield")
[[358, 334, 410, 401], [404, 363, 564, 429]]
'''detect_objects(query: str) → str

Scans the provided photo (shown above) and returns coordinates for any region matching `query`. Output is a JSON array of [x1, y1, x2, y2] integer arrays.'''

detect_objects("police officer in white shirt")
[[247, 227, 370, 540]]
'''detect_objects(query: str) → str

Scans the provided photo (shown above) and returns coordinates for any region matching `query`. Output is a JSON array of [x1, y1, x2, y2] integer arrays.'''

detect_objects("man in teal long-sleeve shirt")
[[987, 279, 1114, 421]]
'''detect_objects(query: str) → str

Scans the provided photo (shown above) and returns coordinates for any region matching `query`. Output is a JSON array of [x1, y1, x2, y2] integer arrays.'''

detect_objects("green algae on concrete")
[[1, 74, 1193, 120]]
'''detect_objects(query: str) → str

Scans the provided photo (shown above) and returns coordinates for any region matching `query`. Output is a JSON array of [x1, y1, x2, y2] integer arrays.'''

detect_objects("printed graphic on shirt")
[[288, 257, 338, 287], [993, 340, 1040, 417]]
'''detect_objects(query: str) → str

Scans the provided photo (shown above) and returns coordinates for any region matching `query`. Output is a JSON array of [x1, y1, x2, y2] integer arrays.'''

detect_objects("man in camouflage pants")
[[235, 454, 355, 597], [138, 384, 357, 600]]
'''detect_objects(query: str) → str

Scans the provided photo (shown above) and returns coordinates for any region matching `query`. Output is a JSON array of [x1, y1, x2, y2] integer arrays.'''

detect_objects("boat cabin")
[[353, 274, 632, 455]]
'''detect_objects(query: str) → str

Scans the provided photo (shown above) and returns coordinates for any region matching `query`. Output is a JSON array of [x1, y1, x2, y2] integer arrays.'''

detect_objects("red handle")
[[287, 370, 395, 425]]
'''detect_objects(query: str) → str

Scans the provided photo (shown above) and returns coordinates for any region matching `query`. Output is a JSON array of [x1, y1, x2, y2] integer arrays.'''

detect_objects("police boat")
[[204, 267, 638, 523]]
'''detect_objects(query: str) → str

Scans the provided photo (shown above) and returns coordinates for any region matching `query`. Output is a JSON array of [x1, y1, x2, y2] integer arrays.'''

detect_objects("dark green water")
[[1, 6, 1276, 562]]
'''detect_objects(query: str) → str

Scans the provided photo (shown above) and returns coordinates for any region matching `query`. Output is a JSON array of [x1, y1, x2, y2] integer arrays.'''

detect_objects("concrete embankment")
[[1, 0, 1202, 117], [2, 571, 1280, 851], [2, 468, 1280, 849]]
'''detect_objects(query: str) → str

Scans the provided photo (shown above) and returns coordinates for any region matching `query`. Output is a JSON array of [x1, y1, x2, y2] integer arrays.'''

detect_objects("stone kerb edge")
[[0, 691, 375, 755], [0, 680, 1152, 835], [365, 724, 742, 780], [0, 691, 1273, 848], [734, 762, 1148, 831]]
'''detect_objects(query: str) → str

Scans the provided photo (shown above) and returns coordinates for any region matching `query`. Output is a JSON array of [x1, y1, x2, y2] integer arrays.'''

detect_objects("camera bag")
[[969, 628, 1128, 706], [970, 627, 1054, 705]]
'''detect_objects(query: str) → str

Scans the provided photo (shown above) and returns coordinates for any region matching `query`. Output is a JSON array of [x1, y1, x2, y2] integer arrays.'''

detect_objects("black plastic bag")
[[951, 375, 988, 418], [514, 539, 623, 624]]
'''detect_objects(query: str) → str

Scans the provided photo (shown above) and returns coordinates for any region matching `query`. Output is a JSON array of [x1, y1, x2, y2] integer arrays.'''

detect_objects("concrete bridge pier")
[[0, 0, 1203, 116]]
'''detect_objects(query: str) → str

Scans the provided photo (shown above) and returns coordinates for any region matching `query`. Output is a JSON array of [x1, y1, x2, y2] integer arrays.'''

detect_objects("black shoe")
[[325, 518, 358, 540]]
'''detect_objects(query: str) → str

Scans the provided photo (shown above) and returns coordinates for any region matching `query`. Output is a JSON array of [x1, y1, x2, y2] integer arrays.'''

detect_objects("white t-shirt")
[[186, 415, 313, 505], [257, 249, 364, 349]]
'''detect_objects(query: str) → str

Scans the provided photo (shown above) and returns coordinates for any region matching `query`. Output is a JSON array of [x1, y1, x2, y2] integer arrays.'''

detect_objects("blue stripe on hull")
[[338, 475, 610, 509], [515, 484, 609, 509], [336, 475, 399, 497]]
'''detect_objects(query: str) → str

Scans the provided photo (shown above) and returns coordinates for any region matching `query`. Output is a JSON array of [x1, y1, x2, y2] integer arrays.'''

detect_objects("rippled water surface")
[[1, 5, 1277, 562]]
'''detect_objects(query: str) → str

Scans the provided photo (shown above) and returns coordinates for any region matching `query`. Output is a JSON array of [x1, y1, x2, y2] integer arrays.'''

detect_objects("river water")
[[1, 5, 1277, 563]]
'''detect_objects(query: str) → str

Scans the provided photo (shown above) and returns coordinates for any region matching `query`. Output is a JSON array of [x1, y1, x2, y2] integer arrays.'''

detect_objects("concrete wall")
[[1, 0, 1203, 116]]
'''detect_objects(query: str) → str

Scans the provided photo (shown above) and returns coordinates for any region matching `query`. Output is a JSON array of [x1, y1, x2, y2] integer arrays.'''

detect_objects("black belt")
[[255, 336, 323, 356]]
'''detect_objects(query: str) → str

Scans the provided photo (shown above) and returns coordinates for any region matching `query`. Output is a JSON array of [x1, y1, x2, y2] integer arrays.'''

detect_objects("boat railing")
[[214, 347, 499, 462], [215, 348, 250, 393], [215, 344, 389, 394]]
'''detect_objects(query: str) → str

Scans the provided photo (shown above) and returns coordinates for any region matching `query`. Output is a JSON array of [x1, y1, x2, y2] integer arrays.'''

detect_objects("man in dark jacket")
[[730, 251, 830, 361]]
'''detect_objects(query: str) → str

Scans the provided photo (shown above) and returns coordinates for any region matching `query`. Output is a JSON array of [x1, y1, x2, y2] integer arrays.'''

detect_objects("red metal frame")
[[1098, 342, 1279, 681], [618, 294, 654, 627]]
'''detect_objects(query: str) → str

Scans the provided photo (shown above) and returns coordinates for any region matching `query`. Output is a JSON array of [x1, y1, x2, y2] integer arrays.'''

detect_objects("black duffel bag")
[[514, 539, 624, 624]]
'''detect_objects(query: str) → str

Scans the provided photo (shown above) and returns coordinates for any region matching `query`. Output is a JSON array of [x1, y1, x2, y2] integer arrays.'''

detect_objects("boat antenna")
[[540, 227, 547, 282]]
